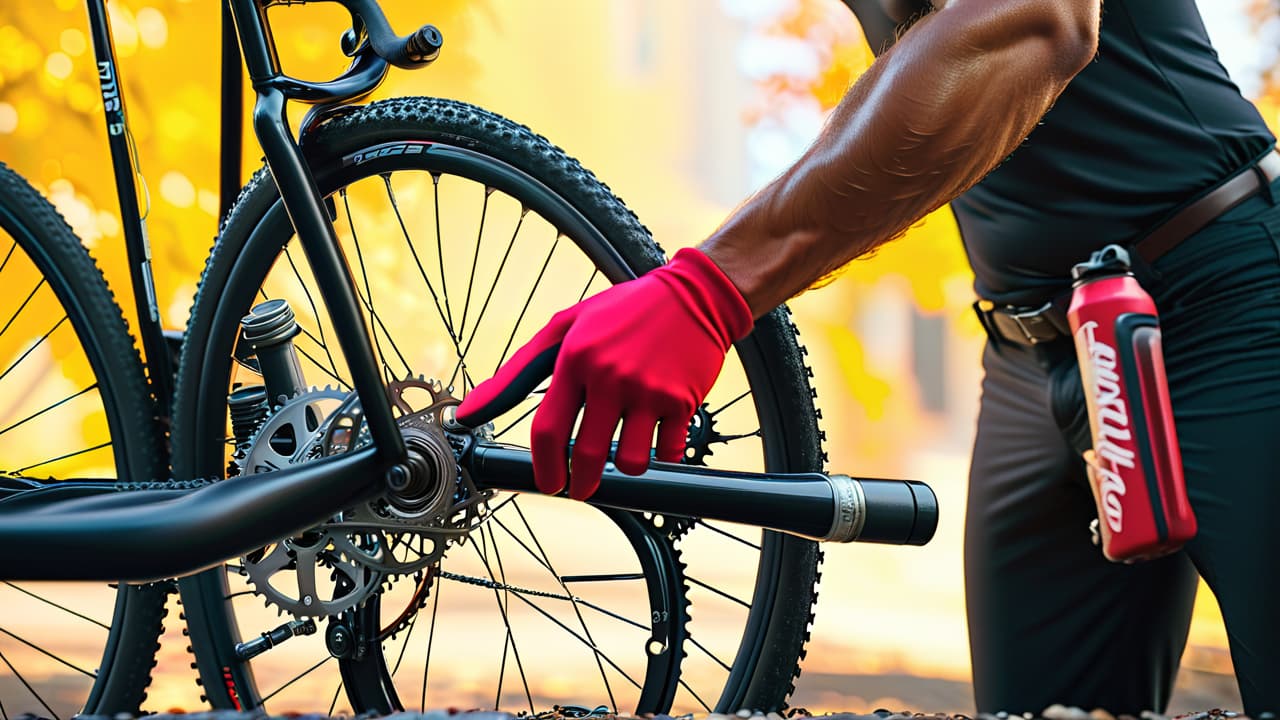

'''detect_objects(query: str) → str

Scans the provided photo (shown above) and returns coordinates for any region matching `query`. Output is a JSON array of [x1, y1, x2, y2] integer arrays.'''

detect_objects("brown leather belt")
[[1136, 148, 1280, 264], [977, 148, 1280, 347]]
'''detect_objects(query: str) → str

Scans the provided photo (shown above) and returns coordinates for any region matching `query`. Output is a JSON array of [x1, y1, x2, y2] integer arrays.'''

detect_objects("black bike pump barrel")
[[242, 299, 306, 405], [467, 443, 939, 545]]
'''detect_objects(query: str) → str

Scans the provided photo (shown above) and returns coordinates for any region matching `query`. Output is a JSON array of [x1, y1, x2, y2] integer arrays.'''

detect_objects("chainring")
[[237, 379, 487, 620], [239, 387, 382, 617]]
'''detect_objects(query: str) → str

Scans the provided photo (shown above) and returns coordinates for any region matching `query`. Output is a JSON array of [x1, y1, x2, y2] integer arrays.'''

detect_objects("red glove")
[[456, 247, 754, 500]]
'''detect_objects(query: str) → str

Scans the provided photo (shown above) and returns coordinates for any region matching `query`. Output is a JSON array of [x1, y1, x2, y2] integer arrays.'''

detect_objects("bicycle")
[[0, 1, 939, 716]]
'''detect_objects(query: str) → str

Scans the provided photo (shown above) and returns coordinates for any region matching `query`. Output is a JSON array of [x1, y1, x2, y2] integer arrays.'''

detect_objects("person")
[[457, 0, 1280, 714]]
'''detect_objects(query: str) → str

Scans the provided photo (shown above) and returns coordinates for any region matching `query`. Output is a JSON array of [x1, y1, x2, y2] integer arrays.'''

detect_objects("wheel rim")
[[181, 140, 807, 715]]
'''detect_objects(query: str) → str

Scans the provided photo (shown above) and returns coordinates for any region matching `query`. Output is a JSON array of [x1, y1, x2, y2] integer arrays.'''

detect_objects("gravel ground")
[[24, 706, 1267, 720]]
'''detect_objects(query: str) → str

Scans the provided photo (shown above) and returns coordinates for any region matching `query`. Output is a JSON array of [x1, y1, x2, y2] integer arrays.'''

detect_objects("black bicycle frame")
[[228, 0, 408, 469], [86, 0, 174, 415], [0, 0, 940, 581]]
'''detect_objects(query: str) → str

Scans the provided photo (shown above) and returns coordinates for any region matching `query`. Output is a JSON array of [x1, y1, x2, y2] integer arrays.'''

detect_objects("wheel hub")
[[386, 425, 454, 520]]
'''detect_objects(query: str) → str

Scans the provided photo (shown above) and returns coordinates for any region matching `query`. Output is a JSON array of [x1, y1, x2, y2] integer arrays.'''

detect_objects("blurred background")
[[0, 0, 1277, 714]]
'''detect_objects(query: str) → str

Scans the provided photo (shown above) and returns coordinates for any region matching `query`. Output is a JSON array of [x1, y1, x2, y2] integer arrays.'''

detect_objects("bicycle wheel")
[[172, 97, 823, 715], [0, 163, 169, 716]]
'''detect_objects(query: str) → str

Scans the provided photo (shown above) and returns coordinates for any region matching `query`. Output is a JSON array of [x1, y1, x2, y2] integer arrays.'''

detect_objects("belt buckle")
[[1007, 301, 1058, 344]]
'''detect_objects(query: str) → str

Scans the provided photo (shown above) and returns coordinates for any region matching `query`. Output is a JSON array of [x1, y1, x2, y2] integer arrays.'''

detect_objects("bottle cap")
[[1072, 244, 1133, 283]]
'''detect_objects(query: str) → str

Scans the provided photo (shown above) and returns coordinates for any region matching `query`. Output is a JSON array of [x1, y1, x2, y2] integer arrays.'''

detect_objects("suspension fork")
[[227, 0, 407, 470]]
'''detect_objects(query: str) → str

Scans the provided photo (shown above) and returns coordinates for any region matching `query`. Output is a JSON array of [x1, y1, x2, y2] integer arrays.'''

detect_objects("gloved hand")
[[456, 247, 754, 500]]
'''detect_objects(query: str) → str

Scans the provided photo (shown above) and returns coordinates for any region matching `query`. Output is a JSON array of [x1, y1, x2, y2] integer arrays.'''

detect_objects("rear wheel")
[[0, 163, 169, 716], [172, 97, 823, 715]]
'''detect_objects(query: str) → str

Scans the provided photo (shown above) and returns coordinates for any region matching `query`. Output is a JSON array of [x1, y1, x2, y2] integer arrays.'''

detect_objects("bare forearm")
[[702, 0, 1100, 317]]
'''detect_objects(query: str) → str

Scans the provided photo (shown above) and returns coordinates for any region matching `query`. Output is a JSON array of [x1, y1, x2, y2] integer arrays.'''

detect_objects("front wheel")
[[172, 97, 823, 715]]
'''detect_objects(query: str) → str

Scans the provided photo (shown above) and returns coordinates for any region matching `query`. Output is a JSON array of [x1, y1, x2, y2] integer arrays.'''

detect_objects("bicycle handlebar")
[[337, 0, 443, 69]]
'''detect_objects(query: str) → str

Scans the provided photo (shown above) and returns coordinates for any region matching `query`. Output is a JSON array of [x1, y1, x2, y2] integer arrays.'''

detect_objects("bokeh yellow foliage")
[[0, 0, 486, 335]]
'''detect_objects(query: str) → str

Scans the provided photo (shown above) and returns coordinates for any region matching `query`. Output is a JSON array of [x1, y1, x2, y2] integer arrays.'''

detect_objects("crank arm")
[[466, 442, 938, 545]]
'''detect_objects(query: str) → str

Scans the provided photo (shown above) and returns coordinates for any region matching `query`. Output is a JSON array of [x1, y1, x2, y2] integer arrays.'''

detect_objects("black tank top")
[[948, 0, 1276, 305]]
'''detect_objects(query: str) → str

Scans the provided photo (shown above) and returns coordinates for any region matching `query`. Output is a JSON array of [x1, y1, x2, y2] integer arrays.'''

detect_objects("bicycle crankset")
[[237, 378, 490, 618]]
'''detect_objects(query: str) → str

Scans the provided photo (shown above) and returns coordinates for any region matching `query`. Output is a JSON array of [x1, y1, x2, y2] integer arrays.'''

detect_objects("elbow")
[[959, 0, 1101, 81], [1044, 1, 1095, 76], [1030, 0, 1101, 79]]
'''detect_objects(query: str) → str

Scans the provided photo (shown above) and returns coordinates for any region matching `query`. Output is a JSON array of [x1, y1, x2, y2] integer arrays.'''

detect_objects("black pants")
[[966, 179, 1280, 716]]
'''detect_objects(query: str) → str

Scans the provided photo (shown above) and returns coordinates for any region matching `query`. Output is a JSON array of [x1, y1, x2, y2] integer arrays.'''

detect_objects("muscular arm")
[[702, 0, 1101, 316], [841, 0, 933, 55]]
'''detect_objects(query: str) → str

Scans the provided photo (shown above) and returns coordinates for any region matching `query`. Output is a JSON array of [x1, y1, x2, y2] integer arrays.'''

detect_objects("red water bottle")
[[1067, 245, 1197, 563]]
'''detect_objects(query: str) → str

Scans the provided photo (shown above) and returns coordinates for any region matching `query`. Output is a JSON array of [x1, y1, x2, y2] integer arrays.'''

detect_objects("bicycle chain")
[[114, 476, 218, 492], [435, 569, 581, 602]]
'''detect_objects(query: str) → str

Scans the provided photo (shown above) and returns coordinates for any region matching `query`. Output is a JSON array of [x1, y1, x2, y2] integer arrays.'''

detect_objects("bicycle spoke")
[[0, 278, 46, 341], [342, 190, 412, 381], [497, 581, 642, 692], [677, 676, 712, 713], [0, 384, 97, 438], [260, 655, 332, 703], [0, 239, 16, 277], [283, 246, 342, 381], [511, 500, 570, 576], [470, 530, 534, 712], [708, 389, 751, 417], [483, 492, 519, 517], [328, 681, 342, 716], [385, 175, 461, 352], [0, 316, 67, 385], [294, 345, 351, 390], [495, 629, 511, 711], [560, 572, 647, 583], [486, 524, 529, 712], [496, 234, 562, 373], [577, 268, 600, 303], [491, 387, 547, 439], [0, 626, 95, 677], [420, 565, 443, 712], [569, 598, 649, 633], [15, 441, 110, 474], [686, 575, 750, 609], [486, 513, 555, 575], [686, 633, 733, 673], [694, 520, 761, 551], [458, 187, 493, 338], [390, 611, 418, 676], [364, 302, 414, 382], [450, 207, 528, 391], [506, 501, 618, 710], [3, 583, 107, 629], [431, 173, 457, 336], [0, 646, 58, 720], [716, 429, 762, 443]]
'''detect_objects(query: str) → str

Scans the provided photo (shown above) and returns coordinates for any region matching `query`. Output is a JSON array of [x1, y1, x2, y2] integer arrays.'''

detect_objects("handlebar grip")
[[332, 0, 443, 69], [382, 24, 443, 68]]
